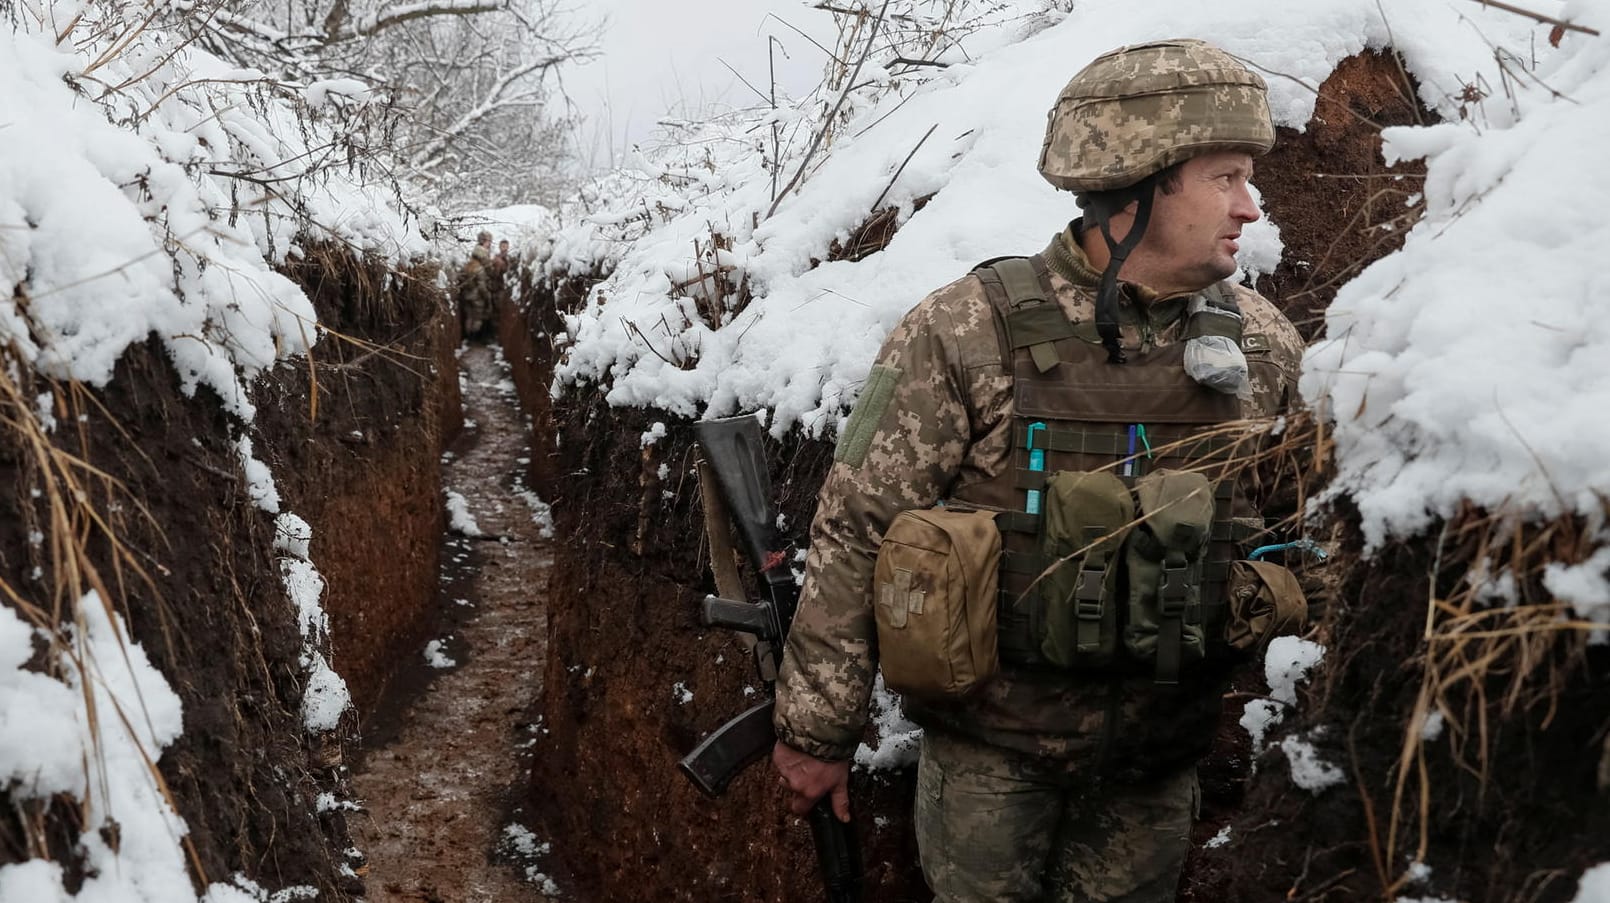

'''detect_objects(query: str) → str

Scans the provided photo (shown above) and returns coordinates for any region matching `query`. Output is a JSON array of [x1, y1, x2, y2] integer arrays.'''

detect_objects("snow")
[[446, 489, 485, 536], [1204, 826, 1232, 849], [424, 639, 457, 669], [0, 5, 422, 423], [853, 672, 922, 771], [0, 593, 255, 901], [1573, 863, 1610, 903], [1278, 733, 1346, 793], [1241, 637, 1326, 751], [1301, 3, 1610, 619], [552, 0, 1543, 436], [302, 652, 352, 733]]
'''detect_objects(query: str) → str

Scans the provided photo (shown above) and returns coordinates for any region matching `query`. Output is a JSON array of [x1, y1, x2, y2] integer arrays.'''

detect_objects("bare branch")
[[332, 0, 504, 41], [409, 50, 571, 171]]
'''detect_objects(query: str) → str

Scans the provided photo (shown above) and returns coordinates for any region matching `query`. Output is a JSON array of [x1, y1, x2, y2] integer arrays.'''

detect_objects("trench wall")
[[0, 245, 458, 898]]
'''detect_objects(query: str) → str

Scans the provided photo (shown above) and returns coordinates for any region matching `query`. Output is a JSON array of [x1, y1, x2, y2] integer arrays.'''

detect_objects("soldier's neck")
[[1075, 217, 1200, 302]]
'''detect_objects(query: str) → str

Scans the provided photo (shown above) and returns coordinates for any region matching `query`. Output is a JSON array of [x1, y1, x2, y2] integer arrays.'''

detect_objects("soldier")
[[458, 230, 495, 339], [492, 239, 513, 278], [771, 39, 1307, 902]]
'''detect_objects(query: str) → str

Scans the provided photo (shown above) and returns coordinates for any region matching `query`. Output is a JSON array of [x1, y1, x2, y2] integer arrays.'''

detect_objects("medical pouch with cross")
[[872, 507, 1001, 700]]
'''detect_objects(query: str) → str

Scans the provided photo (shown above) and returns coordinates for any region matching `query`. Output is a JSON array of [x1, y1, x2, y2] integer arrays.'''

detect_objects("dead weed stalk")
[[0, 349, 206, 886]]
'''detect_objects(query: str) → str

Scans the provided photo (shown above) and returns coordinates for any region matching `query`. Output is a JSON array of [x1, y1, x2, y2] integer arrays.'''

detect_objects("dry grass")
[[0, 349, 207, 886]]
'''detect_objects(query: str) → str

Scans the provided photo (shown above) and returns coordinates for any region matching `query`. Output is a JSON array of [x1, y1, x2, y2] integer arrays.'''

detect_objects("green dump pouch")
[[874, 507, 1001, 699], [1037, 470, 1133, 668], [1124, 470, 1215, 684], [1225, 560, 1309, 653]]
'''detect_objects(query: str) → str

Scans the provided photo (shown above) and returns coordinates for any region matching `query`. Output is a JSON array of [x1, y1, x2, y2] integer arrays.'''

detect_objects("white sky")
[[561, 0, 839, 169]]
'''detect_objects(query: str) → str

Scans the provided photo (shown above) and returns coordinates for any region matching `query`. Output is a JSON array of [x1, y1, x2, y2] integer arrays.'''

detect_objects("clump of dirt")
[[1253, 50, 1432, 340]]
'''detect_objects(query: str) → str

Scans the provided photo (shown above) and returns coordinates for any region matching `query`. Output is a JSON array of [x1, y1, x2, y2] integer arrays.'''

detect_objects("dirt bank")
[[0, 245, 457, 899]]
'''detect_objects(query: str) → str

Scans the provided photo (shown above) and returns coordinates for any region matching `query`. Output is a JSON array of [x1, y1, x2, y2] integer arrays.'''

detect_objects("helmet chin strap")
[[1089, 181, 1156, 365]]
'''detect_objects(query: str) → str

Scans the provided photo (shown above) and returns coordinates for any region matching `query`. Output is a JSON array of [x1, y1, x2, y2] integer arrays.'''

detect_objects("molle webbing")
[[963, 256, 1251, 674]]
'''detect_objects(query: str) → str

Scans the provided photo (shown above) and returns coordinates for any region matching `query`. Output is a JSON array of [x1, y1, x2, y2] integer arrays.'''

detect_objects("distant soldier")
[[492, 239, 513, 279], [458, 231, 495, 340]]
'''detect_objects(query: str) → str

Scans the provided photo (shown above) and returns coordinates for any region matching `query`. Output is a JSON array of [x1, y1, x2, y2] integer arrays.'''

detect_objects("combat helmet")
[[1039, 39, 1274, 363]]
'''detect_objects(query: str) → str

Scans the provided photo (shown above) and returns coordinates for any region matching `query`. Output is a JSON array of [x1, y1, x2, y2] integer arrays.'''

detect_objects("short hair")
[[1073, 162, 1185, 222]]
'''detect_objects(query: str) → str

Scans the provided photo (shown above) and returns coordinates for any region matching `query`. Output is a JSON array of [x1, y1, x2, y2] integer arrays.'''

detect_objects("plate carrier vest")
[[948, 255, 1255, 681]]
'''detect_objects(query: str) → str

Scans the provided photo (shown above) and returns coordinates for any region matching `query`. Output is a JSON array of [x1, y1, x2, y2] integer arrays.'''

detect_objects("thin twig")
[[867, 122, 937, 213], [766, 0, 890, 219], [1467, 0, 1600, 36]]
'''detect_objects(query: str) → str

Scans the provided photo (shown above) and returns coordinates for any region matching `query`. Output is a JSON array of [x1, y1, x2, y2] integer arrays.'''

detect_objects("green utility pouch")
[[1037, 470, 1133, 668], [1124, 470, 1216, 685], [873, 507, 1001, 699]]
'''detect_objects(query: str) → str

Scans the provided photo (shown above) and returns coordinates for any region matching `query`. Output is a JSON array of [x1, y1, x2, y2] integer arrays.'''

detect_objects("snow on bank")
[[1, 6, 422, 421], [2, 3, 397, 895], [0, 595, 259, 902], [552, 0, 1539, 437], [1302, 1, 1610, 626]]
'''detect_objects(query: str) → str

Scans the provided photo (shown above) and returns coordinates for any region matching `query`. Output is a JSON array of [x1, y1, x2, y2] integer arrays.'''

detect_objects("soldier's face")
[[1139, 151, 1260, 289]]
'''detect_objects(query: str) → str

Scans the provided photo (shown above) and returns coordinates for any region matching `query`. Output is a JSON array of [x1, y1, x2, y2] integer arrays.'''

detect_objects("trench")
[[348, 341, 562, 902]]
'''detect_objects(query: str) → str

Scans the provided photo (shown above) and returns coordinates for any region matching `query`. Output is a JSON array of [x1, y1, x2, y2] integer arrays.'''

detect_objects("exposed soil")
[[350, 341, 560, 902], [0, 243, 457, 900]]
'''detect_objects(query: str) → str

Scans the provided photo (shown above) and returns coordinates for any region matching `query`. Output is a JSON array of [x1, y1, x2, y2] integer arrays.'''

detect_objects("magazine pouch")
[[1037, 470, 1134, 668], [1124, 470, 1215, 685]]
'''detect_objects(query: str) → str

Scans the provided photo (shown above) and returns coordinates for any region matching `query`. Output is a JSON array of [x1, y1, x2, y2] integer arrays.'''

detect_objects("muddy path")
[[350, 342, 561, 902]]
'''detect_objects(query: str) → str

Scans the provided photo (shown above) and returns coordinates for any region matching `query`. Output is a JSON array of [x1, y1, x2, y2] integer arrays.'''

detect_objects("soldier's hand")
[[772, 740, 851, 822]]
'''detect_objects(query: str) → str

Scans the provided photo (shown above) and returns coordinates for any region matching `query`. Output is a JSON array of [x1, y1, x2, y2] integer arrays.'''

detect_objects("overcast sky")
[[561, 0, 840, 168]]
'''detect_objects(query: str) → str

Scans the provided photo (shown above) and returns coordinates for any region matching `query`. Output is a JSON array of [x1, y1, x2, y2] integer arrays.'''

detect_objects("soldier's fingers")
[[830, 782, 851, 823]]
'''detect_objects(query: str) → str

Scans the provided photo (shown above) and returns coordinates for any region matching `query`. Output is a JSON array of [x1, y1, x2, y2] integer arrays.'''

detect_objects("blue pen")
[[1123, 424, 1136, 477], [1025, 422, 1046, 514]]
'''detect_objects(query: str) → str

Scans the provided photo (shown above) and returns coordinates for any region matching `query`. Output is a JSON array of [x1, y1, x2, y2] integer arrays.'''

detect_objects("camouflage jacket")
[[773, 223, 1304, 771]]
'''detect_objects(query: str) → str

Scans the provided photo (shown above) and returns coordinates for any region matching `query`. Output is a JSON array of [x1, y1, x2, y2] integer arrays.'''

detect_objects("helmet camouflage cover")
[[1039, 38, 1275, 192]]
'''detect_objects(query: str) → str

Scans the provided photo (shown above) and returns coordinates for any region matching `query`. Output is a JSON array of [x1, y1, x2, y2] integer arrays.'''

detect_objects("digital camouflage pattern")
[[458, 244, 494, 337], [772, 224, 1303, 766], [1039, 39, 1275, 192], [915, 730, 1196, 902]]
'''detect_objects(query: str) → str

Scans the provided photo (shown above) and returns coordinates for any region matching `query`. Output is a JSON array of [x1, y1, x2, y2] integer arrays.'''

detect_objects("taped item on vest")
[[1123, 470, 1215, 685], [873, 507, 1001, 699], [1182, 290, 1249, 397], [1224, 559, 1308, 653], [834, 363, 901, 467], [1037, 470, 1134, 668]]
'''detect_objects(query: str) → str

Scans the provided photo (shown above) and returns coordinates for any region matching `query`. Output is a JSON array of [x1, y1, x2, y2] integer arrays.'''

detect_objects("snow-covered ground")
[[7, 0, 1610, 899]]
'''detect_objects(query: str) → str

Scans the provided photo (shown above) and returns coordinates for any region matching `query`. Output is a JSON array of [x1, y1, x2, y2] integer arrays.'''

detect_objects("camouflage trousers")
[[914, 729, 1198, 902]]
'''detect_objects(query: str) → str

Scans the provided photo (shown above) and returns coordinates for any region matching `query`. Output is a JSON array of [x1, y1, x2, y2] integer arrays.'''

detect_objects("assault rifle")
[[680, 415, 863, 903]]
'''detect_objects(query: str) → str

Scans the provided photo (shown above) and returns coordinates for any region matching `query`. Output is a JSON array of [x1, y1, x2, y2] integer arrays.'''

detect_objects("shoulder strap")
[[971, 255, 1069, 374]]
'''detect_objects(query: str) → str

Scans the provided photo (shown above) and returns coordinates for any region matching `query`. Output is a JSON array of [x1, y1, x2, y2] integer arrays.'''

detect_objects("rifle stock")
[[686, 415, 864, 903]]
